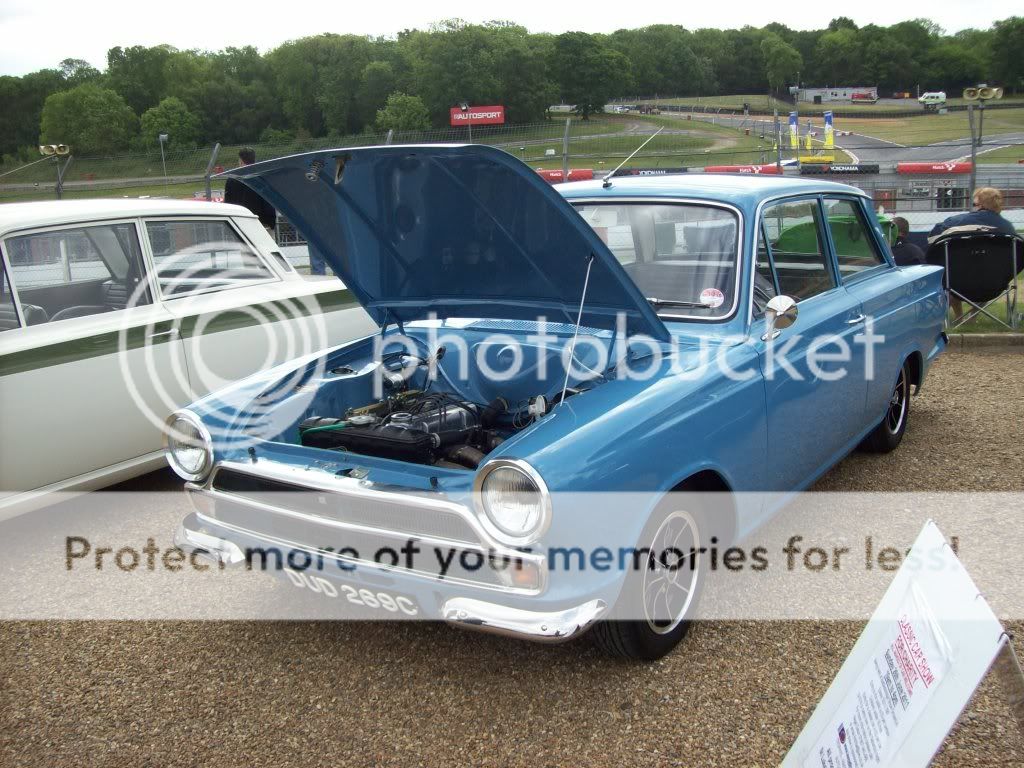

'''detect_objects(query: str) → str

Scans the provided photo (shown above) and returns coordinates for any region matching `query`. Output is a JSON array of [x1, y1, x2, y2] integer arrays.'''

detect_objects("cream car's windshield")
[[574, 202, 740, 320]]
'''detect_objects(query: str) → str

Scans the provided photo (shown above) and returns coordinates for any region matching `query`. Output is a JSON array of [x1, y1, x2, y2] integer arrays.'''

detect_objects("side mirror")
[[761, 295, 798, 341]]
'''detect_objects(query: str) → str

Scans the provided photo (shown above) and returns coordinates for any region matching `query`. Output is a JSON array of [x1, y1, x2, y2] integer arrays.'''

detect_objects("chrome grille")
[[212, 468, 479, 544]]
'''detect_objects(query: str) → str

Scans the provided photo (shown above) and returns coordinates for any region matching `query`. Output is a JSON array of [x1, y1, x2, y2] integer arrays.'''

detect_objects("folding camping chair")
[[925, 229, 1024, 331]]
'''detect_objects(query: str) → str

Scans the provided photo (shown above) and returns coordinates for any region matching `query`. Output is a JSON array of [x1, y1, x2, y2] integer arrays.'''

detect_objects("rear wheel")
[[592, 499, 710, 660], [859, 362, 911, 453]]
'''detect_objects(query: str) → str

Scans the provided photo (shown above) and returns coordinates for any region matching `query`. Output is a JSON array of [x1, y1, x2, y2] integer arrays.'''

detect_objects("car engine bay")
[[298, 389, 518, 469], [293, 343, 574, 469]]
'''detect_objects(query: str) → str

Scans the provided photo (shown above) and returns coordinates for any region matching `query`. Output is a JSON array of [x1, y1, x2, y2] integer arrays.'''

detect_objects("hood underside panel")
[[223, 144, 668, 341]]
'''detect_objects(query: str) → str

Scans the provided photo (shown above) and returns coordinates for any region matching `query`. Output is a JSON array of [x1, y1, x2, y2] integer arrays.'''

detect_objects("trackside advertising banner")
[[704, 164, 783, 174], [897, 162, 973, 175], [449, 106, 506, 126]]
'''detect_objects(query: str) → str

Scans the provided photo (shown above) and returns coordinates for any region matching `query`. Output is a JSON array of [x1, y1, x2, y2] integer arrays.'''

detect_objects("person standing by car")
[[929, 187, 1015, 238], [890, 217, 925, 266], [224, 147, 277, 235]]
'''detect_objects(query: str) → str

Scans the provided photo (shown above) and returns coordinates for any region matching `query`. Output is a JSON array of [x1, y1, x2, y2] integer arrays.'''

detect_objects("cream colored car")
[[0, 199, 375, 516]]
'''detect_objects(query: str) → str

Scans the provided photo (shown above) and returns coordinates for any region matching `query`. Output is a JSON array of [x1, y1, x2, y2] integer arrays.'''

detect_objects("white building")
[[798, 86, 878, 104]]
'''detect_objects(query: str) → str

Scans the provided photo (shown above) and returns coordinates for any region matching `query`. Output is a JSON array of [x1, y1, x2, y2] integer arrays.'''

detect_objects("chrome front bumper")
[[442, 597, 607, 643], [174, 512, 606, 643]]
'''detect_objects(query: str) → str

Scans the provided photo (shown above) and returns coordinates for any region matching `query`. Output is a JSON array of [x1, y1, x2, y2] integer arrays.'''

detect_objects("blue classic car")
[[167, 145, 947, 659]]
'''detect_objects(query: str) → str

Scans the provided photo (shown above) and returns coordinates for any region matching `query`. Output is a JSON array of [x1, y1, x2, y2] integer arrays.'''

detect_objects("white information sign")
[[785, 521, 1006, 768]]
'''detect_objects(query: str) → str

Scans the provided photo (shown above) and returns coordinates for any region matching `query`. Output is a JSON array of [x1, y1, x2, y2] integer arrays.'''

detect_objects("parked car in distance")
[[169, 146, 947, 659], [0, 199, 374, 516]]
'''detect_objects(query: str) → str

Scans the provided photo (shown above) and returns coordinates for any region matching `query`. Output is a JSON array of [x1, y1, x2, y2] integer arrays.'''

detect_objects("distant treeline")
[[1, 16, 1021, 160]]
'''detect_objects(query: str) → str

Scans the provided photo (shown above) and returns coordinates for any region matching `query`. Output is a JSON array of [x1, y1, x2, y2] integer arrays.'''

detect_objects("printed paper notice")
[[803, 588, 952, 768]]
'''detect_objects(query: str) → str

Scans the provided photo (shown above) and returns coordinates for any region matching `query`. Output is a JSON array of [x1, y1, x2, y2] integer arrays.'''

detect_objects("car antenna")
[[559, 253, 595, 409], [602, 127, 664, 188]]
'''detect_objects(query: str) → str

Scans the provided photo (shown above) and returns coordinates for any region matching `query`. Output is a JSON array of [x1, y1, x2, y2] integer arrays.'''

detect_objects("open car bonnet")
[[222, 144, 669, 341]]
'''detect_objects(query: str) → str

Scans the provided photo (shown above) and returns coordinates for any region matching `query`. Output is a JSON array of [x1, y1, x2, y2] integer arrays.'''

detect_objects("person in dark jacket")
[[928, 187, 1015, 237], [890, 217, 925, 266], [223, 147, 277, 232]]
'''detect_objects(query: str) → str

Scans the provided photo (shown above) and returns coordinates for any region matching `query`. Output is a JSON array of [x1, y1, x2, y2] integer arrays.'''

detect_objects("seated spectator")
[[928, 187, 1017, 318], [929, 187, 1015, 238], [890, 217, 925, 266]]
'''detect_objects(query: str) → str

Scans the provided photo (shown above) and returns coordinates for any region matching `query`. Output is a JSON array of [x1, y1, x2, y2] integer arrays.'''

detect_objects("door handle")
[[147, 328, 180, 341], [846, 314, 866, 325]]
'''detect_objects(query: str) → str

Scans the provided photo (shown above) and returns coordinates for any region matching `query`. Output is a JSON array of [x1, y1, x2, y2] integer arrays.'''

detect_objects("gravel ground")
[[2, 350, 1023, 767]]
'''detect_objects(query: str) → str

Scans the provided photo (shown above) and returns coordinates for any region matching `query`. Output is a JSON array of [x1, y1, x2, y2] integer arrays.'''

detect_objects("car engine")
[[298, 390, 510, 469]]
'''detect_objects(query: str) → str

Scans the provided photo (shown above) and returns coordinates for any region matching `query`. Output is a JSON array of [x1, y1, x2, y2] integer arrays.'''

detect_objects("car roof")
[[557, 173, 868, 211], [0, 199, 255, 235]]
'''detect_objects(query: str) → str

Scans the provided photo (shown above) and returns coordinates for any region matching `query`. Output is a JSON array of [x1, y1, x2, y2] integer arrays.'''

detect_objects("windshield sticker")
[[700, 288, 725, 308]]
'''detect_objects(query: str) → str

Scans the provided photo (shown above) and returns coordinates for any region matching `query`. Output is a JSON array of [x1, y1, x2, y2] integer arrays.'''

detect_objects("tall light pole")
[[459, 102, 472, 143], [158, 133, 169, 191], [39, 143, 71, 200], [962, 85, 1004, 203]]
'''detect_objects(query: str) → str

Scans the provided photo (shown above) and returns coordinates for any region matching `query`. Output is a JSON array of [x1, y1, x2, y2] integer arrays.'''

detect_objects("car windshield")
[[573, 202, 739, 320]]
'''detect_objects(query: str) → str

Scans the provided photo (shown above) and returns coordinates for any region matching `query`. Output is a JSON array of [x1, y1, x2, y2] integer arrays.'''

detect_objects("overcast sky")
[[0, 0, 1012, 76]]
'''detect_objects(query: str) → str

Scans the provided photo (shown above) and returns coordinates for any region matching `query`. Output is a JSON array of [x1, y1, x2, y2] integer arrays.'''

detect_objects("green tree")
[[551, 32, 630, 118], [761, 34, 803, 92], [106, 45, 173, 114], [138, 97, 201, 149], [0, 69, 64, 157], [358, 61, 396, 128], [58, 58, 101, 86], [40, 83, 137, 154], [991, 17, 1024, 94], [928, 42, 986, 89], [814, 28, 864, 84], [375, 92, 430, 132]]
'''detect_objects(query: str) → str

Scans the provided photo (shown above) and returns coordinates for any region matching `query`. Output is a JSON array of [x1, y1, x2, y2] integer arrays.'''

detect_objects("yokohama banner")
[[449, 106, 506, 126], [897, 162, 973, 175], [800, 164, 881, 175]]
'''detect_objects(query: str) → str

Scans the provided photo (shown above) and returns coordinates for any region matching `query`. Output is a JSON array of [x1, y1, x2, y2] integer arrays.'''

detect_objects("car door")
[[751, 196, 867, 491], [820, 195, 904, 425], [0, 220, 190, 496], [140, 215, 373, 400]]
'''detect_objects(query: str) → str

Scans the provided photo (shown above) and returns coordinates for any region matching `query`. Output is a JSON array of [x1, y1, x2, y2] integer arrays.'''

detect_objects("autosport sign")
[[897, 162, 973, 175], [450, 106, 506, 126]]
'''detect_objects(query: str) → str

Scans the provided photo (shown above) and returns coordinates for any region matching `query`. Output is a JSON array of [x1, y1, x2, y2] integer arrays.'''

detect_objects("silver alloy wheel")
[[886, 368, 909, 435], [641, 510, 701, 635]]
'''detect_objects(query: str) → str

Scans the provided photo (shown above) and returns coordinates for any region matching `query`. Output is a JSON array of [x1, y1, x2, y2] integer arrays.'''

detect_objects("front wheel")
[[859, 362, 911, 453], [592, 500, 710, 660]]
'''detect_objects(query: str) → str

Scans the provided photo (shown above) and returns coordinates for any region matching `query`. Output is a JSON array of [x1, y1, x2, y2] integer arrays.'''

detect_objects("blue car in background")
[[167, 145, 947, 660]]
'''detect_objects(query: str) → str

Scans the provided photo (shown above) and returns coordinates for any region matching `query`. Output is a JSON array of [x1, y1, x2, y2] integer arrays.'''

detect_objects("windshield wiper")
[[646, 298, 709, 309]]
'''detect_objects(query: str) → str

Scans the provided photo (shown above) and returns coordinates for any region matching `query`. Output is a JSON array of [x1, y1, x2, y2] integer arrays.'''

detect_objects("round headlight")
[[164, 411, 213, 482], [475, 460, 551, 546]]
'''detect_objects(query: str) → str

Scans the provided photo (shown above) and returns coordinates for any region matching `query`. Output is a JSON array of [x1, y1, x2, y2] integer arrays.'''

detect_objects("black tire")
[[859, 361, 911, 453], [592, 495, 720, 661]]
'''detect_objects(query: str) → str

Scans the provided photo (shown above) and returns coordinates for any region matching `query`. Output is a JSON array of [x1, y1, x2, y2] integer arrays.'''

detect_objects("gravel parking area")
[[2, 350, 1023, 767]]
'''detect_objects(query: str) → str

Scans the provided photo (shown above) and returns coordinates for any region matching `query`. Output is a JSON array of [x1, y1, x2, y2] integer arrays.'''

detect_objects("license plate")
[[282, 567, 419, 616]]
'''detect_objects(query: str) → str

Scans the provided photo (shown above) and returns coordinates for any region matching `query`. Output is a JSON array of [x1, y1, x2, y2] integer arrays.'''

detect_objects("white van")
[[918, 92, 947, 111]]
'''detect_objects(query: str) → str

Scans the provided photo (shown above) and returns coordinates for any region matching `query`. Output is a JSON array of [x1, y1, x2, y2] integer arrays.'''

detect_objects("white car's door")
[[0, 220, 190, 497], [139, 215, 374, 400]]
